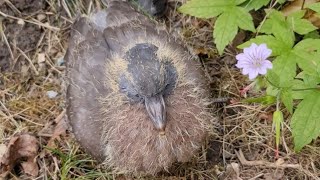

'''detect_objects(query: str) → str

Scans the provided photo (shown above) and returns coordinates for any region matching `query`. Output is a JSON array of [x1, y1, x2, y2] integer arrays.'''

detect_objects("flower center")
[[252, 58, 262, 67]]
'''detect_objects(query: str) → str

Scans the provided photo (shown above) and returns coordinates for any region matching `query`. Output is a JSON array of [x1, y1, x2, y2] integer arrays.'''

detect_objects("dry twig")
[[235, 149, 301, 169]]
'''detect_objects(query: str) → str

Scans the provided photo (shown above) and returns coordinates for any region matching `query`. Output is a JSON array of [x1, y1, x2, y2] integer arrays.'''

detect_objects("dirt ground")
[[0, 0, 319, 179]]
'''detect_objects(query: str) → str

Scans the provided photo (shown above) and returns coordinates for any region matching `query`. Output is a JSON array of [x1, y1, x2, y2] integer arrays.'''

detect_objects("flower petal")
[[242, 67, 250, 75], [236, 60, 251, 68], [257, 66, 267, 75], [262, 60, 273, 69], [236, 53, 251, 62], [257, 44, 272, 60], [248, 68, 259, 79], [244, 43, 258, 55]]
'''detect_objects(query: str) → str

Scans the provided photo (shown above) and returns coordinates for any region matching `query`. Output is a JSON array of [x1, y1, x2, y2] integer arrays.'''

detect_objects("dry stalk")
[[0, 11, 60, 31], [0, 16, 14, 60], [235, 149, 300, 169]]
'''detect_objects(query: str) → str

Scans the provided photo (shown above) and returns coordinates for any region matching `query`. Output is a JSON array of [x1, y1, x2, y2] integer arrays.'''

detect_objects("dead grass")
[[0, 0, 319, 179]]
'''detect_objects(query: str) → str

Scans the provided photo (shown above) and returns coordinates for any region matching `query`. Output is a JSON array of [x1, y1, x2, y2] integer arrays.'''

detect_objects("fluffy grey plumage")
[[134, 0, 168, 16], [65, 0, 214, 175]]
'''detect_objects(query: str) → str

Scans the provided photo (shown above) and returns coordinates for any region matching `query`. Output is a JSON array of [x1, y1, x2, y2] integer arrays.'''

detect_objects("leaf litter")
[[0, 133, 39, 177]]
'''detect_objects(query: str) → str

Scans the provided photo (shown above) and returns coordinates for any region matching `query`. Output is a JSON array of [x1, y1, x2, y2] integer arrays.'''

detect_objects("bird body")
[[66, 0, 214, 175]]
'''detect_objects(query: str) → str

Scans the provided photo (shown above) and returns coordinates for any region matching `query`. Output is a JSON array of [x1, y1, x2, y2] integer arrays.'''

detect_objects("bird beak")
[[145, 94, 167, 134]]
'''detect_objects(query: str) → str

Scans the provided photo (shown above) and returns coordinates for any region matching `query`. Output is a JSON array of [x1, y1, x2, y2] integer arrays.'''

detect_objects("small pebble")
[[37, 14, 46, 21], [38, 53, 46, 63], [17, 19, 25, 25], [56, 56, 65, 66], [46, 90, 58, 99]]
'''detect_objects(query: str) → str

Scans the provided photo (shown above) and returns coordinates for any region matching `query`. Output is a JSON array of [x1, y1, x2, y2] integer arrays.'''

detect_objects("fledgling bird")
[[65, 0, 215, 175]]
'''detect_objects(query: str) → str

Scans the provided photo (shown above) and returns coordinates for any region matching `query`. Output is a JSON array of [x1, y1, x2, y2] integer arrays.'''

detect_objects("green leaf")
[[286, 10, 317, 35], [293, 39, 320, 75], [294, 38, 320, 51], [266, 85, 279, 96], [254, 76, 267, 91], [303, 73, 320, 87], [267, 70, 280, 87], [242, 95, 276, 105], [281, 88, 293, 114], [276, 0, 286, 4], [291, 91, 320, 151], [179, 0, 255, 54], [178, 0, 237, 18], [307, 2, 320, 13], [242, 0, 271, 10], [238, 35, 289, 56], [291, 79, 308, 100], [259, 10, 295, 48], [304, 31, 320, 39], [292, 75, 320, 100], [269, 53, 296, 87], [273, 110, 283, 148], [235, 6, 255, 32], [259, 10, 285, 34], [236, 0, 248, 4], [213, 9, 239, 55]]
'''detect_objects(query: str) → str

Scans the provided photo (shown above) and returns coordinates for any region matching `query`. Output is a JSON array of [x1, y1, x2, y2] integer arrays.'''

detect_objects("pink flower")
[[236, 43, 273, 80]]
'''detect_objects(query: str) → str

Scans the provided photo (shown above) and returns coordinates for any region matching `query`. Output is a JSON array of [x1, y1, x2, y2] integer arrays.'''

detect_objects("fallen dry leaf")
[[282, 0, 320, 28], [21, 160, 39, 177], [219, 162, 243, 180], [0, 133, 39, 177], [282, 0, 318, 16], [47, 110, 67, 147]]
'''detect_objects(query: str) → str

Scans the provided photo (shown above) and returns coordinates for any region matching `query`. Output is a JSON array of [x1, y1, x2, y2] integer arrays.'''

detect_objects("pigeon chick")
[[65, 0, 214, 175]]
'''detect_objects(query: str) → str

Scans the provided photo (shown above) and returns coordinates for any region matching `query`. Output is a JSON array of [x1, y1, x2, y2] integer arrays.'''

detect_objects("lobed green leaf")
[[291, 91, 320, 151], [281, 88, 293, 114], [213, 9, 239, 55], [269, 53, 296, 87], [259, 10, 295, 48], [235, 6, 256, 32], [242, 0, 271, 11], [238, 35, 289, 56], [307, 2, 320, 13], [178, 0, 237, 18], [293, 39, 320, 76], [286, 10, 317, 35]]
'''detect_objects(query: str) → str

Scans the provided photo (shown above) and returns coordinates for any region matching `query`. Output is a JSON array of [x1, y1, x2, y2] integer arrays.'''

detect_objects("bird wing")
[[65, 15, 109, 160]]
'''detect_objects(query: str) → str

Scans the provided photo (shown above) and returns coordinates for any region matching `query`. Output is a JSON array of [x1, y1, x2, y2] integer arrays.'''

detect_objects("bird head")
[[118, 43, 177, 133]]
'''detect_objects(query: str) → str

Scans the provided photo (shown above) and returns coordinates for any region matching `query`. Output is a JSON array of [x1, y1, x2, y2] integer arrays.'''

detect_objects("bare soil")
[[0, 0, 46, 72]]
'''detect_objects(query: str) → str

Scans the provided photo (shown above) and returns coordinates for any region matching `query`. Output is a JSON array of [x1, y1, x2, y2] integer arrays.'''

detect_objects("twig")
[[54, 109, 66, 124], [0, 100, 19, 128], [248, 173, 264, 180], [16, 47, 39, 76], [0, 17, 14, 60], [235, 149, 301, 169], [4, 0, 22, 15], [0, 11, 60, 31]]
